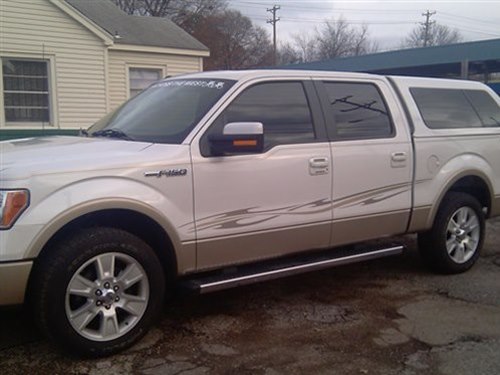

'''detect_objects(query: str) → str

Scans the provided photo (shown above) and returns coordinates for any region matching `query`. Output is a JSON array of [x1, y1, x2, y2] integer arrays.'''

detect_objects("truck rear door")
[[314, 77, 413, 246]]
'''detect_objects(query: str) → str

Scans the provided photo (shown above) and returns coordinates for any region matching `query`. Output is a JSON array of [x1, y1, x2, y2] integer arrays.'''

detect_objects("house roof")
[[285, 38, 500, 73], [65, 0, 208, 52]]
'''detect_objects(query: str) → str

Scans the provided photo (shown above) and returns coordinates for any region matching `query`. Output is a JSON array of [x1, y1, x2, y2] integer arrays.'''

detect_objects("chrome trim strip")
[[197, 246, 404, 294]]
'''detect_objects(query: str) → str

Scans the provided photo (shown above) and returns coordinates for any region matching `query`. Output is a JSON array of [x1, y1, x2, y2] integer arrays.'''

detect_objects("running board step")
[[179, 245, 404, 294]]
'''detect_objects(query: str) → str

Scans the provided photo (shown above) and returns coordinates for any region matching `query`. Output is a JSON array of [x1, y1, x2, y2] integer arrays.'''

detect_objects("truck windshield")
[[88, 79, 235, 144]]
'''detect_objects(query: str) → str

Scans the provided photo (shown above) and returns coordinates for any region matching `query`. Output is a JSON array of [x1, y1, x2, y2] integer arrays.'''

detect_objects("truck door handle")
[[309, 157, 329, 168], [391, 152, 407, 162], [309, 157, 329, 175], [391, 152, 407, 168]]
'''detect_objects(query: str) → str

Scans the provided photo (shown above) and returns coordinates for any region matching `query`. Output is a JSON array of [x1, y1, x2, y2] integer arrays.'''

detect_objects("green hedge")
[[0, 129, 80, 141]]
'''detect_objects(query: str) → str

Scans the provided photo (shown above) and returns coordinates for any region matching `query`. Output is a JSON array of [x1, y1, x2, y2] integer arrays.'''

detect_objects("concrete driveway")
[[1, 218, 500, 374]]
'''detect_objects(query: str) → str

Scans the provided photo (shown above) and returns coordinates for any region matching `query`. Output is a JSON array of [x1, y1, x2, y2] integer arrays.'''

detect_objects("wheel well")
[[33, 209, 177, 284], [447, 176, 491, 216]]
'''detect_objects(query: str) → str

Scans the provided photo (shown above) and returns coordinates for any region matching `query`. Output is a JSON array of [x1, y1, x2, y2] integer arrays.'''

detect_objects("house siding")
[[108, 49, 202, 110], [0, 0, 107, 129]]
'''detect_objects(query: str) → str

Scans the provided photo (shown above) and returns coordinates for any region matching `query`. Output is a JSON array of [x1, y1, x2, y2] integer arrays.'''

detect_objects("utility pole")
[[267, 5, 280, 65], [420, 10, 436, 47]]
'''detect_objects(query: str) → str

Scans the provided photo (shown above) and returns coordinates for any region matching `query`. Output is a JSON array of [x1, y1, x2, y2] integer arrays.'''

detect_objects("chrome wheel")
[[65, 252, 150, 342], [446, 207, 480, 264]]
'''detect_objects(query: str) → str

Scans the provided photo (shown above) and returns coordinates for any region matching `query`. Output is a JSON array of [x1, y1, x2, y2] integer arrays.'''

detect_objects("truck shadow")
[[0, 243, 423, 353], [0, 306, 41, 351]]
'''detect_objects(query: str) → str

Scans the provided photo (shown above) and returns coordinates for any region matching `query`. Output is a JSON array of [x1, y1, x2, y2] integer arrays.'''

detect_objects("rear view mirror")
[[209, 122, 264, 156]]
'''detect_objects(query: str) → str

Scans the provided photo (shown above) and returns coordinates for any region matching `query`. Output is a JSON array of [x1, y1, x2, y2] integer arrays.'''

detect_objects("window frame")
[[125, 64, 166, 99], [0, 54, 57, 128], [314, 80, 396, 141], [199, 79, 328, 157]]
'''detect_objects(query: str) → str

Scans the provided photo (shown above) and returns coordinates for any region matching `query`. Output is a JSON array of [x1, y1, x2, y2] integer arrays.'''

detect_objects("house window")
[[129, 68, 162, 97], [2, 58, 50, 123]]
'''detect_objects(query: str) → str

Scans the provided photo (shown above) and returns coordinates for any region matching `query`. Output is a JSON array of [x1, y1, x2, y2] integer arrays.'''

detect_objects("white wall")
[[0, 0, 108, 129], [108, 49, 203, 110]]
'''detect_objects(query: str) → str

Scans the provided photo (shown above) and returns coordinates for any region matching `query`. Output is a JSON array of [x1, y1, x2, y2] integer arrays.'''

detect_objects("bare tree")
[[277, 42, 302, 65], [292, 32, 318, 63], [193, 10, 273, 70], [111, 1, 273, 70], [111, 0, 138, 15], [171, 0, 227, 33], [110, 0, 226, 31], [276, 19, 378, 66], [351, 24, 379, 56], [402, 23, 463, 48], [315, 18, 378, 60]]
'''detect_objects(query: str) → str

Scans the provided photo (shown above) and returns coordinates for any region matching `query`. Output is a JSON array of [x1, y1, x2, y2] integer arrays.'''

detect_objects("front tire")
[[418, 192, 485, 274], [32, 227, 165, 357]]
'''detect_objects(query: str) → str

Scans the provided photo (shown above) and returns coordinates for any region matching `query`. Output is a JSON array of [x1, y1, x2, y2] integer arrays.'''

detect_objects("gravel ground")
[[1, 218, 499, 374]]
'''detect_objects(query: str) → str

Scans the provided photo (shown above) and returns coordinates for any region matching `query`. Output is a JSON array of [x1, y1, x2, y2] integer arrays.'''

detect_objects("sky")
[[228, 0, 500, 51]]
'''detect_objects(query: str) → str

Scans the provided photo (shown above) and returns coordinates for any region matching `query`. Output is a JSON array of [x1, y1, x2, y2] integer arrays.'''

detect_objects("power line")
[[232, 1, 500, 27], [242, 12, 500, 37], [231, 0, 423, 12], [438, 14, 500, 32], [439, 16, 500, 35], [420, 10, 436, 47], [439, 11, 500, 25], [244, 13, 417, 25], [235, 4, 500, 42], [439, 22, 500, 37], [267, 5, 280, 66]]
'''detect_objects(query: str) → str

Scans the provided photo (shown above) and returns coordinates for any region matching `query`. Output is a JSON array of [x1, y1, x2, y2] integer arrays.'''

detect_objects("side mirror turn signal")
[[209, 122, 264, 156]]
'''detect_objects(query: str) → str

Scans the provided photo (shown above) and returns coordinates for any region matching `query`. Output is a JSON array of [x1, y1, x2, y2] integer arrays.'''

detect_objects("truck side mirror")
[[209, 122, 264, 156]]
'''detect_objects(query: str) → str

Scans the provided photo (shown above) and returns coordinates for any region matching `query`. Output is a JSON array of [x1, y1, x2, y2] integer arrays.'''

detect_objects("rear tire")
[[418, 192, 485, 274], [31, 227, 165, 357]]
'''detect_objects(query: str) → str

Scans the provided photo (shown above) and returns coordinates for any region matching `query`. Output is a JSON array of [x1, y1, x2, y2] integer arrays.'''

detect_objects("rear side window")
[[323, 82, 393, 140], [464, 90, 500, 127], [410, 88, 500, 129], [201, 81, 316, 155]]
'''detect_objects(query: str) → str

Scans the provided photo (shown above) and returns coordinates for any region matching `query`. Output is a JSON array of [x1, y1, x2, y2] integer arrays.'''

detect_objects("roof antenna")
[[114, 31, 121, 39]]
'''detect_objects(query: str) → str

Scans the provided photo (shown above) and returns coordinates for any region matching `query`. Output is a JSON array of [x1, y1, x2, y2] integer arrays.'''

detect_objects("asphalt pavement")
[[1, 218, 499, 374]]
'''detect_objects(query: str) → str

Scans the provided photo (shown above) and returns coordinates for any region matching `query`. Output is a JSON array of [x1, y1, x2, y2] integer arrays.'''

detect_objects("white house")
[[0, 0, 209, 139]]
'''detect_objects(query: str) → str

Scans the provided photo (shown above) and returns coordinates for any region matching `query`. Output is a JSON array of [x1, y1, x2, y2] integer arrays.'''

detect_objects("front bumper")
[[0, 260, 33, 305]]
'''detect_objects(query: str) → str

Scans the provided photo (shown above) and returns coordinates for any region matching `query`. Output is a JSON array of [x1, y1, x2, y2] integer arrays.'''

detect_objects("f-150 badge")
[[144, 169, 188, 178]]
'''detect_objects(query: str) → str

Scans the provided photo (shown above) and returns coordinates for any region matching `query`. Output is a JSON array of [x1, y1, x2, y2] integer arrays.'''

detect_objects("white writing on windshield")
[[154, 80, 226, 90]]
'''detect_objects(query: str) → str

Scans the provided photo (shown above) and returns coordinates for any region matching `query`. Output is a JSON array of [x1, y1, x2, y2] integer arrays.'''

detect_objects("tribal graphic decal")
[[184, 198, 331, 233], [332, 182, 411, 209], [186, 181, 426, 234]]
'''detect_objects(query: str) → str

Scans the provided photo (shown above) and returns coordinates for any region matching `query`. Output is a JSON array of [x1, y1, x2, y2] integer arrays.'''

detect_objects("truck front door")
[[191, 80, 332, 270]]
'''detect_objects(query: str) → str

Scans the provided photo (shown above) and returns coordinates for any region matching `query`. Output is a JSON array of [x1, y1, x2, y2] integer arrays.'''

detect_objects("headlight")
[[0, 190, 30, 229]]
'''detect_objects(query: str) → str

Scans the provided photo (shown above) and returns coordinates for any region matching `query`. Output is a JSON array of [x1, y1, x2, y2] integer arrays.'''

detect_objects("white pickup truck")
[[1, 70, 499, 356]]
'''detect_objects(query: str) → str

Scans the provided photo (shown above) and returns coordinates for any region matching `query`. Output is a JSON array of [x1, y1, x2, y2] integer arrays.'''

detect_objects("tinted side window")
[[410, 88, 483, 129], [323, 82, 393, 140], [202, 82, 315, 155], [464, 90, 500, 127]]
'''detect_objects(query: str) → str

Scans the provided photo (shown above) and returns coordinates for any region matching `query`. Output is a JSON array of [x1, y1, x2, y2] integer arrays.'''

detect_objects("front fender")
[[22, 176, 195, 273]]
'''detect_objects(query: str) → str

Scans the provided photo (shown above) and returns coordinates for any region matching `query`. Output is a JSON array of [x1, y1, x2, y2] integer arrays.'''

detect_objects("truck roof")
[[175, 69, 489, 90], [388, 75, 489, 90], [175, 69, 382, 81]]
